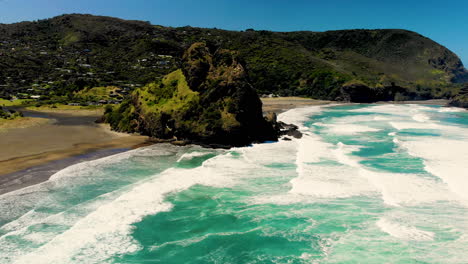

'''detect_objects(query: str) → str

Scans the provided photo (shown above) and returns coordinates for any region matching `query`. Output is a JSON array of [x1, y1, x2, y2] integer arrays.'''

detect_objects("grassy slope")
[[0, 99, 34, 107], [75, 86, 119, 99]]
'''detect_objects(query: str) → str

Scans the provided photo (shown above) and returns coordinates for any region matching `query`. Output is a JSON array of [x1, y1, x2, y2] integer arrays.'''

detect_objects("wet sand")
[[261, 97, 333, 114], [0, 108, 149, 194]]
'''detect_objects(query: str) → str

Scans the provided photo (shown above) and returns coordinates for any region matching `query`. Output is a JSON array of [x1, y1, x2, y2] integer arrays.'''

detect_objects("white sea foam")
[[334, 140, 457, 206], [377, 218, 435, 241], [349, 104, 414, 115], [277, 106, 323, 130], [176, 151, 211, 162], [4, 103, 468, 262], [330, 114, 390, 124], [314, 114, 387, 135], [412, 113, 430, 122], [389, 121, 465, 133], [290, 138, 376, 199], [288, 131, 456, 206], [317, 123, 381, 135], [438, 107, 466, 113], [333, 141, 455, 206], [11, 152, 243, 264], [289, 164, 375, 198], [349, 104, 400, 113], [359, 169, 455, 207], [0, 145, 180, 229], [397, 138, 468, 204], [332, 142, 362, 167], [277, 104, 343, 129], [373, 116, 391, 121], [240, 140, 297, 166]]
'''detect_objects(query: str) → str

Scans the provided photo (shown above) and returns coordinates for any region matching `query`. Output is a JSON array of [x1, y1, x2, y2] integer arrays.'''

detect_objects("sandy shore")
[[262, 97, 333, 113], [0, 108, 149, 193], [0, 117, 51, 132], [377, 99, 450, 105]]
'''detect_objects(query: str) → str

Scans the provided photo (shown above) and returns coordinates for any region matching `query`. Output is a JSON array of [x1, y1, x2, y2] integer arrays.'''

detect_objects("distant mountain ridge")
[[0, 14, 466, 100]]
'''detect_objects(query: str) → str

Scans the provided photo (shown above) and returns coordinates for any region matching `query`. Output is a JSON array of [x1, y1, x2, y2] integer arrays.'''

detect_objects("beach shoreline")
[[0, 107, 150, 194], [0, 98, 452, 195]]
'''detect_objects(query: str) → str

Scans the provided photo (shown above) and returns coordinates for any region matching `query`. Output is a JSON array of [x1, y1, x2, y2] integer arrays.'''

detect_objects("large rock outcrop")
[[104, 42, 279, 147], [449, 85, 468, 108]]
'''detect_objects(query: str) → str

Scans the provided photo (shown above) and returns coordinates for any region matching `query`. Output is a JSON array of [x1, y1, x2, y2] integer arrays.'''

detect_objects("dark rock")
[[287, 129, 303, 139], [340, 82, 411, 103], [277, 121, 302, 139], [449, 85, 468, 108], [104, 42, 280, 148]]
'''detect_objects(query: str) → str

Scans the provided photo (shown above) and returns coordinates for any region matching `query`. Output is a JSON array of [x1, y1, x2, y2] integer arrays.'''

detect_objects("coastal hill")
[[104, 42, 279, 147], [0, 14, 467, 102]]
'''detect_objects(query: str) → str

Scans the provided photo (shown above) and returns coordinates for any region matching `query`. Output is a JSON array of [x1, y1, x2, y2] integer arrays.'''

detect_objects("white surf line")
[[0, 145, 176, 234], [396, 137, 468, 206], [376, 217, 435, 241], [289, 110, 458, 206], [10, 152, 242, 264], [176, 151, 212, 162]]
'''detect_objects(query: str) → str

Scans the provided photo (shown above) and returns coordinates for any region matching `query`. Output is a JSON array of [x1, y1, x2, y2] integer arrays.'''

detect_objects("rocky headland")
[[449, 85, 468, 108], [104, 42, 297, 148]]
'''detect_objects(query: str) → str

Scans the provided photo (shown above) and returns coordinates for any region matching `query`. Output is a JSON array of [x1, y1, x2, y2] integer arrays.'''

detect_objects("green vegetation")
[[75, 86, 118, 98], [0, 99, 34, 107], [0, 14, 466, 103], [0, 107, 23, 120], [26, 104, 103, 111], [106, 69, 202, 134], [105, 43, 277, 146]]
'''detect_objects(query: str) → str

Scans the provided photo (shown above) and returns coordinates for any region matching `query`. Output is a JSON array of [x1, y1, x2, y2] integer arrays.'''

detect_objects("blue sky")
[[1, 0, 467, 63]]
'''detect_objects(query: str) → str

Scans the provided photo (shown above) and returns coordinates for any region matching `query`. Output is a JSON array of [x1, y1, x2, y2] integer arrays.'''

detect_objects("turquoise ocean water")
[[1, 104, 468, 263]]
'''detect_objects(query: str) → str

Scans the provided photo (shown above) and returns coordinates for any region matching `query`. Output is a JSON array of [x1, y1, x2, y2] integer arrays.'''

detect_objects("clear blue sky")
[[1, 0, 467, 63]]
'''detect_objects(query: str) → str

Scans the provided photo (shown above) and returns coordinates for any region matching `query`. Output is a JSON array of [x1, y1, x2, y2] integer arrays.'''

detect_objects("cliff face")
[[105, 43, 278, 147]]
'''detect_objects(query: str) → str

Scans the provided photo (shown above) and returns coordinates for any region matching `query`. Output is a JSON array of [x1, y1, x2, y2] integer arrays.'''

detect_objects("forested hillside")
[[1, 14, 467, 102]]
